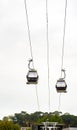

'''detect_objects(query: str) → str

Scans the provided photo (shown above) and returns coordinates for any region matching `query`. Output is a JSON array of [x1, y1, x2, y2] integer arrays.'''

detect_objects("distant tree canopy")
[[0, 121, 20, 130], [2, 111, 77, 127], [61, 114, 77, 127]]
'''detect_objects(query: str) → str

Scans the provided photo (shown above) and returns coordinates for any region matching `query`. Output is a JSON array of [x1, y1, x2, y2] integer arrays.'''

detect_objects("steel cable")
[[46, 0, 50, 112], [24, 0, 40, 111], [61, 0, 67, 75], [59, 0, 68, 112]]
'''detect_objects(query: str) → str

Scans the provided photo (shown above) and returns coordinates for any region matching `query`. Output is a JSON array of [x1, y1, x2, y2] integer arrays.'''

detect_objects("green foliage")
[[2, 111, 63, 126], [0, 121, 20, 130], [2, 111, 77, 127], [37, 112, 63, 123], [49, 114, 63, 123], [61, 114, 77, 127], [27, 128, 31, 130]]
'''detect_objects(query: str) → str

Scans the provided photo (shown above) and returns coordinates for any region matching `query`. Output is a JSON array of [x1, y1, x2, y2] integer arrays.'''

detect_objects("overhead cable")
[[61, 0, 67, 75], [46, 0, 50, 112], [24, 0, 40, 111], [58, 93, 61, 112], [59, 0, 68, 112], [24, 0, 34, 64]]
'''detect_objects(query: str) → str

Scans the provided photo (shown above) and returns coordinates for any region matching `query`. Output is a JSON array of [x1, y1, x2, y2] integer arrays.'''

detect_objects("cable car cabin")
[[26, 69, 39, 84], [56, 78, 67, 93]]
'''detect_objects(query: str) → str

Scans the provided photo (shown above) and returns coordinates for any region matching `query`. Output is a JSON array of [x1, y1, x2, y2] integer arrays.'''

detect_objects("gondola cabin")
[[26, 69, 39, 84], [56, 78, 67, 93]]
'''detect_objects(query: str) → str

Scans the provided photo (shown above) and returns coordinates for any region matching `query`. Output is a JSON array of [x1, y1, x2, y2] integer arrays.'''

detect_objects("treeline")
[[0, 121, 20, 130], [2, 111, 77, 127]]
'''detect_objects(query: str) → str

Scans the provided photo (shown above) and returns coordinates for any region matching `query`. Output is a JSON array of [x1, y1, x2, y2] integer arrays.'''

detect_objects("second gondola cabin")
[[26, 69, 39, 84], [55, 78, 67, 93]]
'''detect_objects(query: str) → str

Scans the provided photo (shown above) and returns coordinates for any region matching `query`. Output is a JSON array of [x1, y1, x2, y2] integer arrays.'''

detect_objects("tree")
[[61, 114, 77, 127], [0, 121, 20, 130]]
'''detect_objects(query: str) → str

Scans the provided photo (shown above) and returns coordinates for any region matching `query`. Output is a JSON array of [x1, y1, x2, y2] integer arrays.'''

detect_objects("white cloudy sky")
[[0, 0, 77, 119]]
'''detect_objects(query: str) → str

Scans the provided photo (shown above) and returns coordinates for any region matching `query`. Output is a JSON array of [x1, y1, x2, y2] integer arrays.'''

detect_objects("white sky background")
[[0, 0, 77, 119]]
